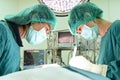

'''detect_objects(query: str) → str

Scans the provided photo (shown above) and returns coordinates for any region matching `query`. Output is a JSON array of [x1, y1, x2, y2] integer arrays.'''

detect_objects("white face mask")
[[80, 24, 99, 40], [25, 26, 47, 45]]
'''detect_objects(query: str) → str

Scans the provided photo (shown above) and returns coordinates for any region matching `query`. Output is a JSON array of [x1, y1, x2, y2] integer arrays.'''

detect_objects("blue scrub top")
[[97, 20, 120, 80], [0, 21, 21, 76]]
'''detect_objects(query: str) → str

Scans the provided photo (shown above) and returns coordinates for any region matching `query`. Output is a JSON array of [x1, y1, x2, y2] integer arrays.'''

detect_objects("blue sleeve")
[[114, 20, 120, 48], [106, 20, 120, 80], [0, 22, 7, 58], [97, 20, 120, 80], [107, 60, 120, 80], [0, 21, 21, 76]]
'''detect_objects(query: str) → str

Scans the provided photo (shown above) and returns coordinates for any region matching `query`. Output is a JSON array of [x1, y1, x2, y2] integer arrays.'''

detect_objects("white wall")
[[91, 0, 120, 21], [0, 0, 18, 19], [109, 0, 120, 21], [17, 0, 38, 11]]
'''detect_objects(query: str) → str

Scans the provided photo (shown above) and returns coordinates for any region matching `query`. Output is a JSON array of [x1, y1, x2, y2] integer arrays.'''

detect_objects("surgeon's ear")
[[45, 25, 52, 34]]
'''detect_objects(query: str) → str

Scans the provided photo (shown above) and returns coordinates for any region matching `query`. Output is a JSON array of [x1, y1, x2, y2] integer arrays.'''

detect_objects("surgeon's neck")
[[94, 18, 112, 37], [18, 25, 29, 39]]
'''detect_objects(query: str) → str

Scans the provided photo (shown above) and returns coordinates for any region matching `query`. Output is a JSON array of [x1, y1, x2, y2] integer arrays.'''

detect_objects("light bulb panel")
[[38, 0, 86, 16]]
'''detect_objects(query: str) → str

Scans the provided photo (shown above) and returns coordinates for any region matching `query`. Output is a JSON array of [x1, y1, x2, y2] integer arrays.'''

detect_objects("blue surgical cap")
[[68, 2, 103, 35], [5, 4, 56, 30]]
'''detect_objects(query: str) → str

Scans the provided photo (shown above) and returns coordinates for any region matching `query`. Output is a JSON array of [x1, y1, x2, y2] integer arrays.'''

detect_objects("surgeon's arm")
[[106, 21, 120, 79], [106, 60, 120, 80], [0, 22, 7, 76], [0, 22, 6, 58]]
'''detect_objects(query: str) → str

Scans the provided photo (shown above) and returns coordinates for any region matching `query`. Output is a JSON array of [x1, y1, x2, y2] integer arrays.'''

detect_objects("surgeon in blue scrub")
[[68, 2, 120, 80], [0, 4, 56, 76]]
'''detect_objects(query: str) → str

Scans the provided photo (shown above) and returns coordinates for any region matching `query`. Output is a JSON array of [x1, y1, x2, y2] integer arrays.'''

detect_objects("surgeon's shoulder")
[[112, 20, 120, 27], [0, 20, 9, 37], [110, 20, 120, 36], [0, 20, 8, 30], [110, 20, 120, 30]]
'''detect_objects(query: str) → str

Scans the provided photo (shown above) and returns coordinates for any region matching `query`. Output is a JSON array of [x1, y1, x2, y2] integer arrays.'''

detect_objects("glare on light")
[[41, 0, 85, 13]]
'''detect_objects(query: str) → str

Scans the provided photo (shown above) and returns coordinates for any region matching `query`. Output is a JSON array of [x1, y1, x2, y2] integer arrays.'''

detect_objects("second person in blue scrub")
[[68, 2, 120, 80]]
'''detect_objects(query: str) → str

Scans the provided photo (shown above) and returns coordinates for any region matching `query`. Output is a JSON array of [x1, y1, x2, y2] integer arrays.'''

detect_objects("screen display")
[[24, 50, 45, 69], [58, 32, 74, 43]]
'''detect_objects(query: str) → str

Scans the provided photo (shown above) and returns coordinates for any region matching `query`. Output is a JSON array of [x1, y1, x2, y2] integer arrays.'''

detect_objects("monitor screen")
[[24, 50, 45, 69], [58, 32, 74, 43]]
